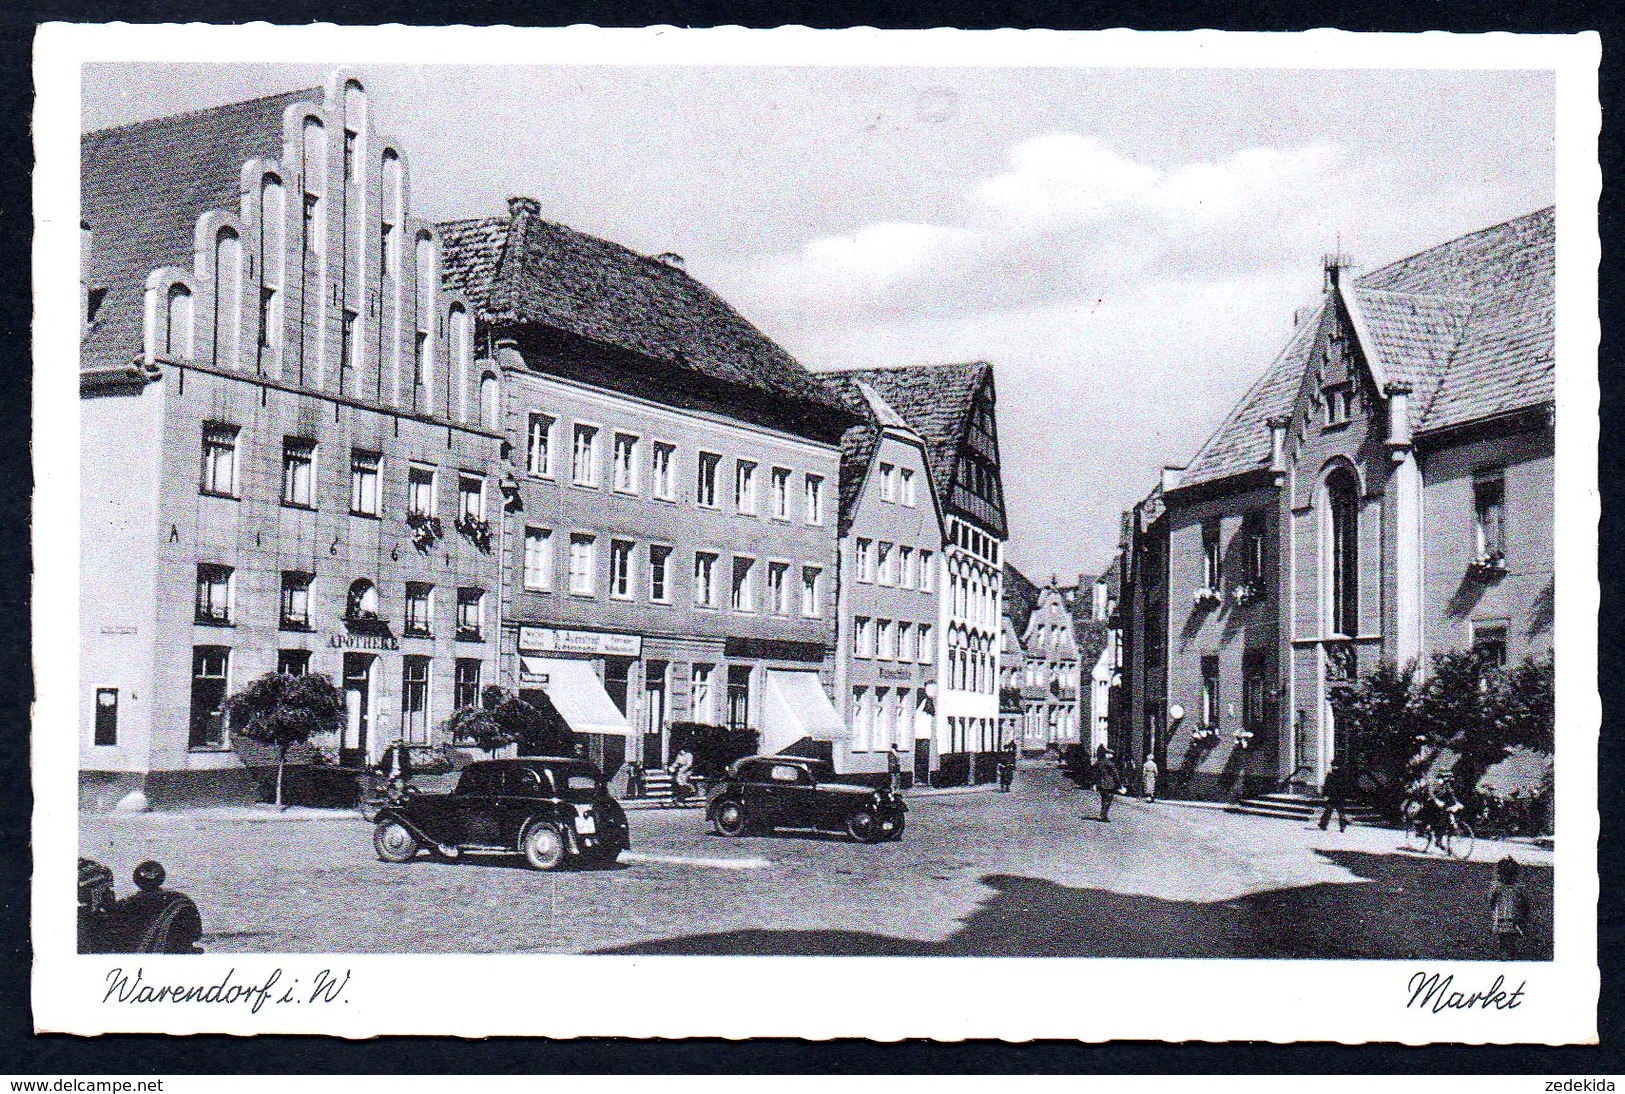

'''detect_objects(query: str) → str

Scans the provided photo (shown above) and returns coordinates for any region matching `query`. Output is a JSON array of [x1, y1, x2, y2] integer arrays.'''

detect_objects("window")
[[280, 571, 313, 630], [900, 467, 917, 507], [526, 414, 554, 477], [609, 540, 635, 600], [455, 659, 483, 711], [767, 561, 790, 614], [257, 286, 278, 351], [1243, 512, 1267, 586], [876, 542, 894, 586], [347, 579, 379, 621], [524, 527, 553, 591], [212, 228, 242, 370], [855, 539, 874, 582], [458, 474, 485, 521], [572, 424, 599, 486], [189, 646, 230, 749], [918, 624, 933, 664], [165, 283, 194, 359], [195, 564, 233, 625], [1242, 648, 1269, 735], [199, 424, 238, 498], [1474, 470, 1506, 566], [690, 664, 715, 723], [1325, 384, 1354, 427], [94, 687, 118, 747], [277, 649, 310, 677], [1200, 654, 1220, 730], [801, 565, 823, 618], [569, 533, 597, 596], [694, 552, 718, 607], [898, 621, 915, 662], [1326, 468, 1359, 636], [401, 656, 430, 744], [919, 551, 934, 593], [350, 450, 381, 516], [413, 332, 429, 406], [900, 546, 916, 589], [696, 452, 720, 508], [852, 687, 871, 751], [855, 617, 874, 658], [879, 462, 897, 502], [878, 619, 896, 660], [457, 588, 485, 640], [404, 582, 434, 637], [804, 473, 824, 524], [281, 438, 315, 508], [613, 433, 639, 493], [727, 665, 752, 731], [652, 442, 676, 500], [735, 460, 757, 513], [878, 689, 895, 750], [731, 556, 756, 611], [1202, 519, 1221, 590], [1473, 622, 1509, 670], [339, 309, 357, 389], [406, 465, 436, 518], [771, 467, 791, 519], [649, 545, 673, 603]]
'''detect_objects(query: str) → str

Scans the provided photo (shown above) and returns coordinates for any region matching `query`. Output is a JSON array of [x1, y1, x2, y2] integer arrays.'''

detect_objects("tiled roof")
[[80, 89, 317, 374], [819, 362, 992, 515], [819, 374, 904, 536], [1003, 562, 1041, 636], [1073, 616, 1111, 673], [439, 202, 852, 422], [1177, 207, 1554, 489]]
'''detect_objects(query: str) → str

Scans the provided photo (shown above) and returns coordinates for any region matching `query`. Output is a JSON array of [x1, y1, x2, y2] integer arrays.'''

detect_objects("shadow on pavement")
[[592, 850, 1552, 959]]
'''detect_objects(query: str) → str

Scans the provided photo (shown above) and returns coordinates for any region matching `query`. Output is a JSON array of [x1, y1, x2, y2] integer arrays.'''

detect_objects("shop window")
[[401, 656, 430, 744], [189, 646, 230, 749]]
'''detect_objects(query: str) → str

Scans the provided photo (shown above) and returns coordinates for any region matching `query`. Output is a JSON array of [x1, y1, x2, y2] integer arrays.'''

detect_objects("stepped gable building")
[[1120, 208, 1555, 801], [439, 197, 859, 781], [825, 363, 1008, 785], [80, 74, 504, 809], [1016, 580, 1086, 750], [818, 373, 946, 784]]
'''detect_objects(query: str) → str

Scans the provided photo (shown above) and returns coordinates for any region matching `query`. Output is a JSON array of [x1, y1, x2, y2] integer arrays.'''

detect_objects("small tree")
[[226, 672, 345, 808], [1490, 651, 1555, 753], [1329, 659, 1419, 818], [478, 686, 575, 758]]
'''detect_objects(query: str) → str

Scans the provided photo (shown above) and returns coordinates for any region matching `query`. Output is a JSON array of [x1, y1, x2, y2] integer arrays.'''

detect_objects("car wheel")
[[847, 807, 885, 844], [373, 820, 420, 863], [521, 822, 567, 871], [888, 814, 906, 841], [714, 800, 749, 837]]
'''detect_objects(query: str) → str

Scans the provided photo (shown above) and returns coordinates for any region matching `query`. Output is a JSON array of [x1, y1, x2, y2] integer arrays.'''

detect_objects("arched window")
[[380, 150, 401, 281], [347, 579, 379, 621], [1324, 467, 1360, 637], [258, 175, 284, 357], [212, 227, 242, 368], [165, 283, 193, 359], [447, 303, 471, 418], [480, 371, 498, 431], [414, 233, 436, 411]]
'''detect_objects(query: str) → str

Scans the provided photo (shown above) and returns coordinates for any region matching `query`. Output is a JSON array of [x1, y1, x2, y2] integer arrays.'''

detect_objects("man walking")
[[1318, 759, 1352, 832], [887, 744, 903, 794], [1095, 749, 1121, 822]]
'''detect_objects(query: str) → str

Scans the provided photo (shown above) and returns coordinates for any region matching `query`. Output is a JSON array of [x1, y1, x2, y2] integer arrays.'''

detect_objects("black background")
[[3, 0, 1619, 1075]]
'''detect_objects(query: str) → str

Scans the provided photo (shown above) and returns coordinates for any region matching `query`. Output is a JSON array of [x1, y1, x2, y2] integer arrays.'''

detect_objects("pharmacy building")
[[80, 75, 504, 807]]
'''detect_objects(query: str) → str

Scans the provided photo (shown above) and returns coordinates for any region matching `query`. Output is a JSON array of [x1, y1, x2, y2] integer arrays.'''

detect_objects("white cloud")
[[973, 133, 1159, 232]]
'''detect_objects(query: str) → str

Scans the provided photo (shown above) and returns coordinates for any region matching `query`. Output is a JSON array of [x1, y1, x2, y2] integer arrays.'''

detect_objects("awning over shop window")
[[762, 670, 844, 756], [518, 657, 632, 737]]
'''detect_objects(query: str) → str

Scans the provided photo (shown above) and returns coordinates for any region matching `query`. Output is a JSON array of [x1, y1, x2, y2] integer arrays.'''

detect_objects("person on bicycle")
[[1420, 773, 1464, 852]]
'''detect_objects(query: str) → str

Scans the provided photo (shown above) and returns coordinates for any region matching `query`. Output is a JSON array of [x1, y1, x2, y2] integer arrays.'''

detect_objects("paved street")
[[80, 763, 1552, 958]]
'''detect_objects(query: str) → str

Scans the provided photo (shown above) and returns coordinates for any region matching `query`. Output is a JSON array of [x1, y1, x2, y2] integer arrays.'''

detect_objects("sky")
[[82, 62, 1555, 583]]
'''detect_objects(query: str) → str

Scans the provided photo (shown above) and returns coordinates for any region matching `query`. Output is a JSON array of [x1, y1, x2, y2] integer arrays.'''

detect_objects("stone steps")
[[1227, 792, 1385, 827]]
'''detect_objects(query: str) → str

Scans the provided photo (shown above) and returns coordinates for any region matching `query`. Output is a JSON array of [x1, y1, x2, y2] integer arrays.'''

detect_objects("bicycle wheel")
[[1403, 819, 1432, 853], [1444, 820, 1475, 860]]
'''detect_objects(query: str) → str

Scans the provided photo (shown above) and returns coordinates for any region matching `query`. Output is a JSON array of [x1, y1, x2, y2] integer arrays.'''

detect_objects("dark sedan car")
[[372, 757, 630, 871], [707, 755, 906, 842]]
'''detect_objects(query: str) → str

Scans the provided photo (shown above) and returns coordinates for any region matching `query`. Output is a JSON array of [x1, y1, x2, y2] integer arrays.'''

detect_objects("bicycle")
[[1404, 811, 1476, 860]]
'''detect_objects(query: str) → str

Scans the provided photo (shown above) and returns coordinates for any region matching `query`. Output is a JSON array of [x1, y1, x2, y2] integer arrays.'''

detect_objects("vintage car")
[[78, 858, 203, 954], [371, 757, 630, 871], [707, 755, 907, 842]]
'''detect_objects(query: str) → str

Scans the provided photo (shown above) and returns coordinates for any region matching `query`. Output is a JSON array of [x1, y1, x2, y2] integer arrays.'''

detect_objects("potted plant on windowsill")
[[405, 512, 443, 551], [1232, 728, 1255, 750], [455, 514, 493, 553], [1232, 582, 1262, 606], [1190, 724, 1220, 745], [1467, 550, 1507, 581], [1193, 587, 1222, 609]]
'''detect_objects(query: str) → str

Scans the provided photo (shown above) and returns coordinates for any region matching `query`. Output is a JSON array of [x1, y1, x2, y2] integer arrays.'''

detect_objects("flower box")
[[1192, 587, 1222, 608]]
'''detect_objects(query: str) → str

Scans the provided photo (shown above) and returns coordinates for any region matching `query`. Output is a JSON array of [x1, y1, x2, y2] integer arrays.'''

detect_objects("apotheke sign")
[[518, 626, 642, 658]]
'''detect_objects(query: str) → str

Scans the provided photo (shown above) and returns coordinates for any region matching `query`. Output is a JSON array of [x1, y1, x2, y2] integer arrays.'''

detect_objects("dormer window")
[[1324, 383, 1354, 427]]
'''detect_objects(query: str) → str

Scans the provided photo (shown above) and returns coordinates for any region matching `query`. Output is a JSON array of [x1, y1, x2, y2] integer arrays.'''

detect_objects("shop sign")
[[328, 632, 400, 651], [518, 626, 642, 658], [879, 665, 917, 682]]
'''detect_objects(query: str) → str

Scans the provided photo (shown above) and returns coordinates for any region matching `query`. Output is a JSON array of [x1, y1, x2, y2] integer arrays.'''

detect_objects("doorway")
[[643, 660, 668, 767], [342, 653, 374, 766]]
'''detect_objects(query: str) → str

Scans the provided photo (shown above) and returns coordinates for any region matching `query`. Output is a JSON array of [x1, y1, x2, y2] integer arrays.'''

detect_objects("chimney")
[[507, 196, 540, 219], [1160, 465, 1183, 492], [652, 252, 686, 269], [1384, 381, 1414, 460]]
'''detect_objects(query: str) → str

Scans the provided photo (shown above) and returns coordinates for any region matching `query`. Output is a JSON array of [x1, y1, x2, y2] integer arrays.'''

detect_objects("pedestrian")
[[1317, 759, 1351, 832], [1142, 754, 1159, 803], [887, 744, 903, 794], [626, 759, 646, 800], [378, 738, 413, 802], [998, 741, 1016, 792], [669, 746, 696, 807], [1490, 856, 1530, 959], [1095, 749, 1121, 821]]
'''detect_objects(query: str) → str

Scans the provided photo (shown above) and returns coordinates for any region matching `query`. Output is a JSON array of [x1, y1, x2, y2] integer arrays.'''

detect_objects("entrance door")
[[643, 661, 668, 767], [342, 654, 375, 766]]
